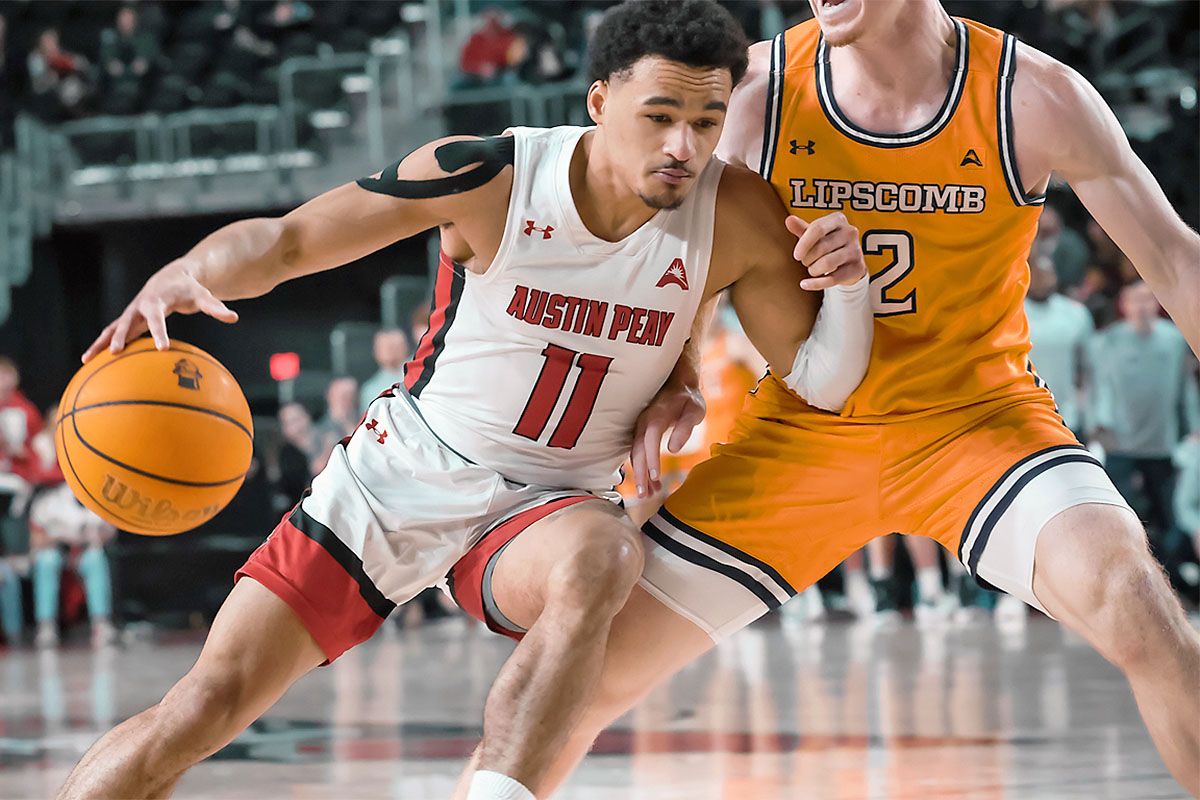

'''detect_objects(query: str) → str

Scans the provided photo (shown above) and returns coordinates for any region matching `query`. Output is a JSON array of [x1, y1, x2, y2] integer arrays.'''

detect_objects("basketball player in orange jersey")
[[56, 4, 874, 799], [459, 0, 1200, 795]]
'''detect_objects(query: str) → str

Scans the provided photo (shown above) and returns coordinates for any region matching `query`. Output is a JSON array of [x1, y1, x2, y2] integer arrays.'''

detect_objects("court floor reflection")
[[0, 615, 1187, 799]]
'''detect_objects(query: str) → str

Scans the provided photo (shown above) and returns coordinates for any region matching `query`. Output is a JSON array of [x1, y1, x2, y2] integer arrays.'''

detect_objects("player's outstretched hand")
[[630, 380, 706, 498], [787, 212, 868, 291], [83, 262, 238, 362]]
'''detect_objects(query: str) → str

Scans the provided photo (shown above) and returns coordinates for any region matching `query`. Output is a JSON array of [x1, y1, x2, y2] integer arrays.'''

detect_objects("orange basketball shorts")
[[639, 375, 1131, 639]]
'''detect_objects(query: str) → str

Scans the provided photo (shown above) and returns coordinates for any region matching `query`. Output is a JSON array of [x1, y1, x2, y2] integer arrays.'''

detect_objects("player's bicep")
[[727, 233, 819, 375], [1048, 68, 1194, 276], [279, 135, 514, 277]]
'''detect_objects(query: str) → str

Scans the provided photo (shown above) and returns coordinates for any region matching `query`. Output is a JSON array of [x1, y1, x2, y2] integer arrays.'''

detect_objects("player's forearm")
[[781, 277, 873, 412], [175, 217, 298, 301]]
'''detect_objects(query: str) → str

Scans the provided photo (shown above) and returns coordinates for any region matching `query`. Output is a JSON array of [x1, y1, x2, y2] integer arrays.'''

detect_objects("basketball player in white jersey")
[[453, 0, 1200, 796], [57, 3, 873, 798]]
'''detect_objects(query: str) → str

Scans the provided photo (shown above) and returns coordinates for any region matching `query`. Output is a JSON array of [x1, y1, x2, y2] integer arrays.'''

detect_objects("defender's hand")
[[630, 380, 705, 498], [83, 261, 238, 362], [787, 213, 868, 291]]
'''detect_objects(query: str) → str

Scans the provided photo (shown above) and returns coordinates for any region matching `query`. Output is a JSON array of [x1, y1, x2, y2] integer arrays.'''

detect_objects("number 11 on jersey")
[[514, 344, 613, 450]]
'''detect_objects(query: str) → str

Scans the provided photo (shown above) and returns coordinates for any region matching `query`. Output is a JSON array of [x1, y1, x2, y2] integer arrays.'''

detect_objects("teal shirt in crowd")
[[1174, 437, 1200, 534], [1026, 294, 1094, 431], [1088, 319, 1200, 458]]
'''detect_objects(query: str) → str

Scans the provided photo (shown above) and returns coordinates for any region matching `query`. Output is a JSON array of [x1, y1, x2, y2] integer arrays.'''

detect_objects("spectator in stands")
[[276, 401, 318, 497], [1174, 433, 1200, 564], [1035, 202, 1091, 295], [1025, 251, 1094, 436], [28, 408, 117, 649], [311, 376, 359, 473], [0, 357, 40, 515], [359, 329, 408, 411], [99, 5, 161, 115], [1089, 282, 1200, 540], [0, 357, 40, 648], [101, 6, 159, 82], [1078, 219, 1138, 328], [457, 9, 523, 87], [26, 28, 91, 121]]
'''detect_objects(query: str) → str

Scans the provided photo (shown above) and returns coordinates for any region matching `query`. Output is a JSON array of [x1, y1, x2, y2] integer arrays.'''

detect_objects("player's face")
[[590, 56, 732, 210], [808, 0, 904, 47]]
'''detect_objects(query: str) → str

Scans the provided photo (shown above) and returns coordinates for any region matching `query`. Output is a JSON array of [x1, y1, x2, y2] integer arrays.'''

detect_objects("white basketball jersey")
[[403, 125, 723, 491]]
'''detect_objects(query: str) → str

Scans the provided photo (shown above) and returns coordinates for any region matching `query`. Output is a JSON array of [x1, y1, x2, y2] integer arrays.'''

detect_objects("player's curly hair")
[[587, 0, 750, 87]]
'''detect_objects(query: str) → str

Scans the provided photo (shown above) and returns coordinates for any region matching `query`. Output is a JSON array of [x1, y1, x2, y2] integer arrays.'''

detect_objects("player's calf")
[[467, 502, 644, 799]]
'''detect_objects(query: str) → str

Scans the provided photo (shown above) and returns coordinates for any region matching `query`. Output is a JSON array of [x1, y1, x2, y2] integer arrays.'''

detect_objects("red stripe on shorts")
[[448, 495, 596, 641], [236, 514, 387, 664]]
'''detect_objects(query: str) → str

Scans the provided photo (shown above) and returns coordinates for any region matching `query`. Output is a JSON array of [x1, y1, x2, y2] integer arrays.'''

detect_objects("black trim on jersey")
[[759, 33, 786, 181], [657, 508, 797, 597], [815, 19, 968, 149], [642, 520, 783, 610], [290, 500, 396, 619], [408, 262, 465, 398], [355, 136, 514, 199], [958, 445, 1100, 574], [997, 34, 1046, 207]]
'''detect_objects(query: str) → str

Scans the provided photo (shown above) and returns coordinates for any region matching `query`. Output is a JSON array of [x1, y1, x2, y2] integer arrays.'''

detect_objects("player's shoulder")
[[356, 133, 515, 199], [714, 39, 774, 170], [714, 164, 788, 227], [1010, 40, 1098, 126]]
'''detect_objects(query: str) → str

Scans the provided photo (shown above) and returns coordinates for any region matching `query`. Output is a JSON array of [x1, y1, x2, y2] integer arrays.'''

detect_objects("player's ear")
[[586, 80, 607, 125]]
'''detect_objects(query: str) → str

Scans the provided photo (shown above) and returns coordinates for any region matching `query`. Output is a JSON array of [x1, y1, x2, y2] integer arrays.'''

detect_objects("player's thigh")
[[490, 499, 643, 630], [922, 400, 1131, 615], [163, 577, 325, 731]]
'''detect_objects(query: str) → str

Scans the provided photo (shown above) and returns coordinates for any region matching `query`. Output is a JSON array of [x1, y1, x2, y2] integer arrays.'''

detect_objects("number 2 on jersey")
[[514, 344, 612, 449], [863, 230, 916, 317]]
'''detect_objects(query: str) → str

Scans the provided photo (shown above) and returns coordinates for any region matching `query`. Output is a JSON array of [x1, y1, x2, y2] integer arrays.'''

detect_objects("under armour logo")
[[960, 149, 983, 167], [364, 418, 388, 444], [523, 220, 554, 239], [173, 359, 202, 390], [656, 258, 689, 290], [789, 139, 815, 155]]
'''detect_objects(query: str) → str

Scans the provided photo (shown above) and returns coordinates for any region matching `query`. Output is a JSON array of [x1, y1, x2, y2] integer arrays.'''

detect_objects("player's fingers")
[[802, 247, 858, 279], [83, 322, 117, 363], [798, 226, 855, 270], [666, 416, 696, 454], [801, 264, 860, 291], [145, 304, 170, 350], [642, 419, 666, 494], [784, 214, 808, 240], [108, 312, 135, 354], [630, 436, 650, 498], [198, 289, 239, 323], [792, 213, 843, 264]]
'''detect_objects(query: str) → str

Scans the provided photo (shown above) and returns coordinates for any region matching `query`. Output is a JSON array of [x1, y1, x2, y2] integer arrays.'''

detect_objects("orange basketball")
[[56, 338, 253, 536]]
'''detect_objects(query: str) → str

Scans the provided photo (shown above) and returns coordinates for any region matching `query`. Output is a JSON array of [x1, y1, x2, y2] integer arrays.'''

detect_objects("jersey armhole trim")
[[997, 34, 1047, 207], [471, 129, 527, 286], [758, 33, 786, 182]]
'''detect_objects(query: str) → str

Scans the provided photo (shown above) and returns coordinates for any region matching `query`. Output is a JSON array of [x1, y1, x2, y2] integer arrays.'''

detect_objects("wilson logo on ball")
[[101, 474, 222, 524]]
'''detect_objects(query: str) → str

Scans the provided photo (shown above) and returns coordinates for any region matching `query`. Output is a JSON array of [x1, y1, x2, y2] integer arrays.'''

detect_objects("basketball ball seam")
[[57, 414, 147, 530], [60, 399, 253, 440]]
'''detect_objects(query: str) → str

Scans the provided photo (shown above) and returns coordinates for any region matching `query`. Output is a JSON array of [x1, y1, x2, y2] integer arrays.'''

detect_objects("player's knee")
[[548, 531, 644, 619], [1090, 554, 1175, 669], [157, 671, 248, 749]]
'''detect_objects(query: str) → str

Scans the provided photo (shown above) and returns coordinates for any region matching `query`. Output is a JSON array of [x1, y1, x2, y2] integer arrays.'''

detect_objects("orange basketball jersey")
[[762, 18, 1049, 418]]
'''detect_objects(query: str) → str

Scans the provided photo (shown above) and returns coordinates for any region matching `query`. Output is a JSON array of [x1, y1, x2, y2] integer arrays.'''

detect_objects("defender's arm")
[[1014, 46, 1200, 355]]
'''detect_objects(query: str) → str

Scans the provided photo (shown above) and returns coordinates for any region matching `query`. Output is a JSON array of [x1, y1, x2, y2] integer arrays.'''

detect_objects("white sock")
[[467, 770, 536, 800], [916, 566, 943, 602]]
